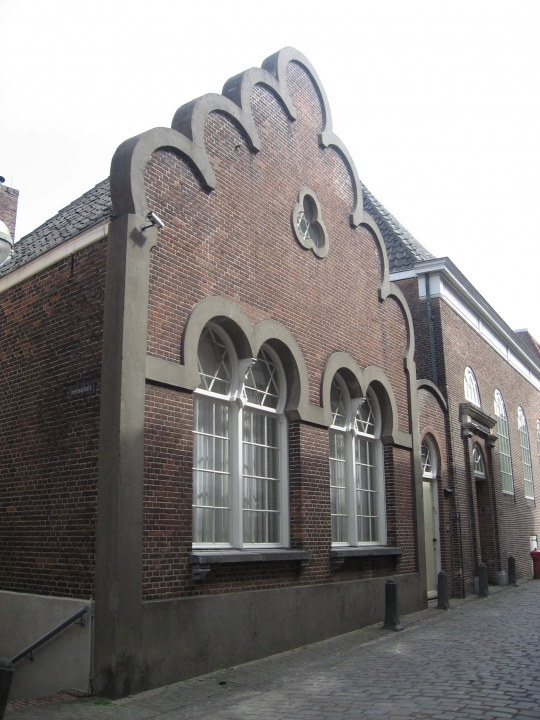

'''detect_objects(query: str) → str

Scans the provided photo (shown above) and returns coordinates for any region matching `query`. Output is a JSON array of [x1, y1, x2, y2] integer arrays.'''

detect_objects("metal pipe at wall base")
[[0, 659, 15, 720]]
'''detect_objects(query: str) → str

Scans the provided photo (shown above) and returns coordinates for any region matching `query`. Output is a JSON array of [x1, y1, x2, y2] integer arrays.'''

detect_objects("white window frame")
[[464, 366, 481, 407], [329, 374, 386, 548], [518, 407, 535, 500], [494, 390, 514, 494], [193, 323, 289, 549]]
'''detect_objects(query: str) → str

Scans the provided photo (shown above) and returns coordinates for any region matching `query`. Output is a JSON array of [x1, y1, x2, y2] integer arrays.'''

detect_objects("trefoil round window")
[[292, 187, 328, 258]]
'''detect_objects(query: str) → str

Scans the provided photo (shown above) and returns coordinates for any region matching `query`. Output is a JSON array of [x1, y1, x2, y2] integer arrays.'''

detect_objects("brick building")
[[1, 47, 539, 701]]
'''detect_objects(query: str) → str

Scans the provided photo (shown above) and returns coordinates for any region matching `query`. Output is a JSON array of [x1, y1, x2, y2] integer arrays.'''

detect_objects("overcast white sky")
[[2, 0, 539, 341]]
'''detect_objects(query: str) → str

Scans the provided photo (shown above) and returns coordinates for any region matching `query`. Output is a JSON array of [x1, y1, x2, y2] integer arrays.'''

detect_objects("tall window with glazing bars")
[[517, 407, 534, 500], [328, 374, 386, 546], [494, 390, 514, 494], [192, 325, 289, 548]]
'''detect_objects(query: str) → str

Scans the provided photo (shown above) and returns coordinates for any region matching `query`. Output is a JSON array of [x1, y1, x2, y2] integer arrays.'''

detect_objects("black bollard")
[[0, 658, 14, 720], [478, 562, 489, 598], [508, 556, 518, 586], [436, 571, 450, 610], [383, 578, 403, 631]]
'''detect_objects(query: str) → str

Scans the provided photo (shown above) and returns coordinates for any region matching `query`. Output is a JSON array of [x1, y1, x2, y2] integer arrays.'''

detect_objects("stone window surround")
[[329, 374, 386, 548], [291, 186, 328, 258], [193, 323, 290, 552]]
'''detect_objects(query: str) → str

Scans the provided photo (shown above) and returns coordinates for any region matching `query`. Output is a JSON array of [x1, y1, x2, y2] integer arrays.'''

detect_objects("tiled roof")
[[362, 183, 434, 272], [0, 178, 112, 278], [1, 176, 433, 279]]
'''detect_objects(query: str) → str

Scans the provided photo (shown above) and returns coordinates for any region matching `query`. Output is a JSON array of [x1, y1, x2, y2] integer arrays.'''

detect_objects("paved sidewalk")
[[7, 580, 540, 719]]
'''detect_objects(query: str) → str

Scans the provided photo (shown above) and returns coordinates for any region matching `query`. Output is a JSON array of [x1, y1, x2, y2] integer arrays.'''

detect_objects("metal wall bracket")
[[192, 564, 211, 582]]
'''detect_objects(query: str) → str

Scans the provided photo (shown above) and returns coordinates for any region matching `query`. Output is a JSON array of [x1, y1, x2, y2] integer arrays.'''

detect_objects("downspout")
[[425, 273, 438, 386]]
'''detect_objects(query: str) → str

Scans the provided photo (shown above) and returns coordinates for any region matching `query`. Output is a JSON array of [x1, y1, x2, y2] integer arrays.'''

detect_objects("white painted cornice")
[[0, 221, 109, 295], [391, 257, 540, 392]]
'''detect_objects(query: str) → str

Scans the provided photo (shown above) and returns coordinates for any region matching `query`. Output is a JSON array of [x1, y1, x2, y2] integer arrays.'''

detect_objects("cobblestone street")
[[7, 581, 540, 720]]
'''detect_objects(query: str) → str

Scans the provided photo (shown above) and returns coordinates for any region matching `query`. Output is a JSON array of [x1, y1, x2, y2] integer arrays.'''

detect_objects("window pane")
[[253, 413, 266, 445], [193, 506, 214, 544], [268, 512, 280, 543], [332, 515, 348, 544], [196, 397, 214, 435], [330, 378, 347, 428], [215, 403, 229, 438], [214, 509, 230, 544], [421, 440, 433, 477], [355, 397, 376, 436], [194, 434, 212, 470], [214, 474, 229, 508], [243, 441, 254, 475], [267, 417, 278, 448], [244, 348, 281, 409], [214, 437, 229, 473], [268, 479, 280, 511], [267, 448, 279, 479], [473, 446, 485, 477], [197, 327, 232, 395]]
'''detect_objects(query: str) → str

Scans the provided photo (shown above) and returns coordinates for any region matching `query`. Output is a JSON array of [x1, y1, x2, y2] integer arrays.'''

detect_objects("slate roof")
[[362, 183, 434, 272], [1, 176, 431, 279], [0, 178, 113, 278]]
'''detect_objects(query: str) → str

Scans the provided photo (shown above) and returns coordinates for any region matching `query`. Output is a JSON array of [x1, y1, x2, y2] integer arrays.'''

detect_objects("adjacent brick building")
[[1, 47, 539, 701]]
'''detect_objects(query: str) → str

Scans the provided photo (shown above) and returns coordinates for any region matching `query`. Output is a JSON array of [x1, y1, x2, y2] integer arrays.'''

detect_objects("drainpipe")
[[425, 273, 438, 386]]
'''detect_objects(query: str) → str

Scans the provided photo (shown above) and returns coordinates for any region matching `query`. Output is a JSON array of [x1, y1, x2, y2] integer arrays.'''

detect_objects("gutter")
[[391, 257, 540, 390], [0, 220, 110, 295]]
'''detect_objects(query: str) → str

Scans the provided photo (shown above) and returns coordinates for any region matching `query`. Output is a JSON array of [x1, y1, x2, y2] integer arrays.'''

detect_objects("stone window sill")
[[190, 549, 312, 581], [330, 546, 403, 568]]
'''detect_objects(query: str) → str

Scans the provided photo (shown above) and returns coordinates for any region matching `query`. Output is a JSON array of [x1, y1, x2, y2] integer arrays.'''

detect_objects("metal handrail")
[[11, 606, 89, 664]]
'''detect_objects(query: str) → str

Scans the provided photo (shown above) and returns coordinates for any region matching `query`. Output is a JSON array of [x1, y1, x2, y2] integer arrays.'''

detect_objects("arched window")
[[494, 390, 514, 494], [464, 367, 481, 407], [421, 436, 437, 479], [472, 444, 486, 479], [329, 374, 385, 546], [517, 407, 534, 500], [193, 324, 288, 547]]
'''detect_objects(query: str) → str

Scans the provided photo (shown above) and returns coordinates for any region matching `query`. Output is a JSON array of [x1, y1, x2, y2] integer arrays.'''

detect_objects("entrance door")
[[423, 479, 441, 598]]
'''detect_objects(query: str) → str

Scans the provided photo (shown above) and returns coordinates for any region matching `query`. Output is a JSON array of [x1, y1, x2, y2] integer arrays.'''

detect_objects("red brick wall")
[[141, 63, 417, 599], [438, 302, 540, 582], [142, 393, 414, 600], [402, 277, 540, 588], [0, 239, 107, 597]]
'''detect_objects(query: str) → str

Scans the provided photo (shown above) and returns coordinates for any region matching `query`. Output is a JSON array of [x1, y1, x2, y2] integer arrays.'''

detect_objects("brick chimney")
[[0, 182, 19, 240]]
